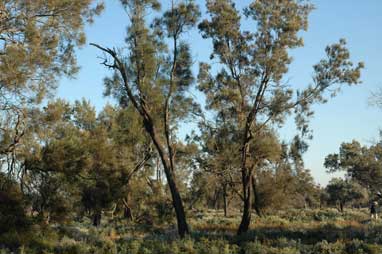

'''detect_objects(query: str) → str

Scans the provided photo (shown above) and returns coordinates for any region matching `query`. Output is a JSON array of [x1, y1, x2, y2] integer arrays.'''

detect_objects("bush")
[[311, 240, 345, 254], [0, 176, 31, 250]]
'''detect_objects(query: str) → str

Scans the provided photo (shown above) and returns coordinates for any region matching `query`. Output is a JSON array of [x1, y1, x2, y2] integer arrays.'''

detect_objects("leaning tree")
[[91, 0, 200, 237]]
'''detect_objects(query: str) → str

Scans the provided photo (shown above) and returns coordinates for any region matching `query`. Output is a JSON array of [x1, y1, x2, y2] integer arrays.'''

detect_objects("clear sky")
[[58, 0, 382, 186]]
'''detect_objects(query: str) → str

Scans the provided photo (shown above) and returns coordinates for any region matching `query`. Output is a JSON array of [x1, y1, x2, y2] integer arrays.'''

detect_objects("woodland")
[[0, 0, 381, 253]]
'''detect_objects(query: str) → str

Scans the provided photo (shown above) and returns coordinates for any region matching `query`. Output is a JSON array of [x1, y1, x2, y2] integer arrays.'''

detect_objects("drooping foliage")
[[0, 0, 373, 249], [198, 0, 363, 234], [0, 0, 104, 174], [92, 0, 201, 237]]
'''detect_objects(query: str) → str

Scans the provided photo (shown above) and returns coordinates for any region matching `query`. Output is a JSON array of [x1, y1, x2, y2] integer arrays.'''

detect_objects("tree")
[[250, 137, 319, 213], [14, 99, 152, 227], [325, 178, 367, 212], [198, 0, 363, 234], [192, 116, 241, 217], [325, 140, 382, 193], [91, 0, 200, 237], [0, 0, 103, 174], [96, 104, 152, 223], [17, 99, 84, 224], [0, 173, 30, 238], [282, 137, 321, 209]]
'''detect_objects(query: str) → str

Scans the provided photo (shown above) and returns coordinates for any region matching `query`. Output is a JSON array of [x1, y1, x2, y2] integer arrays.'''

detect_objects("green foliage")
[[325, 178, 368, 212], [197, 0, 363, 234], [0, 0, 374, 250], [103, 0, 201, 126], [0, 0, 104, 95], [0, 174, 30, 234], [325, 140, 382, 193], [0, 0, 103, 165]]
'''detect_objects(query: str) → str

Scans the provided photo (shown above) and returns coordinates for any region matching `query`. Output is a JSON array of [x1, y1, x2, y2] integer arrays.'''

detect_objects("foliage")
[[0, 0, 104, 164], [325, 178, 368, 212], [198, 0, 363, 234], [325, 140, 382, 193], [92, 0, 202, 237], [0, 173, 31, 249], [0, 0, 375, 249]]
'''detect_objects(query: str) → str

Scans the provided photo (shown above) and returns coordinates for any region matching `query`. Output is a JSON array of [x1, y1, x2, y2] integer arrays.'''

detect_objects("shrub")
[[311, 240, 345, 254]]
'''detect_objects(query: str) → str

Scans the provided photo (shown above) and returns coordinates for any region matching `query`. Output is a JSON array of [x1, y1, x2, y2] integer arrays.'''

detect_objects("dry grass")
[[2, 208, 382, 253]]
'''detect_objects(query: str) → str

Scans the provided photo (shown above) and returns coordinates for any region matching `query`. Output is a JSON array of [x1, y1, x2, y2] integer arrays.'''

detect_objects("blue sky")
[[58, 0, 382, 186]]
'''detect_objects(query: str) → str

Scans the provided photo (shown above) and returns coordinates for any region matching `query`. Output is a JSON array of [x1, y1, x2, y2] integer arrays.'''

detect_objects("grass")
[[1, 208, 382, 253]]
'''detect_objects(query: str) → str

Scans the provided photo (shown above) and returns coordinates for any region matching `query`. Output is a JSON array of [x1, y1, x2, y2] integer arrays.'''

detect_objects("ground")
[[1, 208, 382, 254]]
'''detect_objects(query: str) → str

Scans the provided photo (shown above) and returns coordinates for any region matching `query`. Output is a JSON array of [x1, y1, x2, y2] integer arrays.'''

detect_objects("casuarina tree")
[[91, 0, 200, 237], [0, 0, 103, 173], [198, 0, 364, 235]]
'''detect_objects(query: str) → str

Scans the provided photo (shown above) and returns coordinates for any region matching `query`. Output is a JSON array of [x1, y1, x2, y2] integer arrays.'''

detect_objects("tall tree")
[[91, 0, 200, 237], [198, 0, 363, 234], [0, 0, 103, 173]]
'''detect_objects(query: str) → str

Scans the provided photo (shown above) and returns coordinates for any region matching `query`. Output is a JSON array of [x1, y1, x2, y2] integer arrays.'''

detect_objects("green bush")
[[311, 240, 345, 254]]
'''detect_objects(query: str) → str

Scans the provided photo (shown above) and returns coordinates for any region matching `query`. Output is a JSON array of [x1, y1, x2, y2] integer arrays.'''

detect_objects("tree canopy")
[[0, 0, 104, 167], [197, 0, 363, 234], [0, 0, 375, 247], [325, 140, 382, 193]]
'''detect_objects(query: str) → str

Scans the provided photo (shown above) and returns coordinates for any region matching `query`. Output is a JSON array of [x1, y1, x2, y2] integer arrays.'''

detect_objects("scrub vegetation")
[[0, 0, 380, 253]]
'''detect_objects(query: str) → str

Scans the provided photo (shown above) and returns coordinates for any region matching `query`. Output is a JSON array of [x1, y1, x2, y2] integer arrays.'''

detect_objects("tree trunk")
[[223, 184, 228, 217], [123, 197, 133, 221], [164, 165, 189, 237], [238, 171, 252, 235], [156, 157, 161, 181], [237, 124, 254, 235], [144, 119, 189, 237], [252, 176, 262, 217], [124, 206, 133, 221], [93, 211, 101, 227], [212, 189, 220, 210]]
